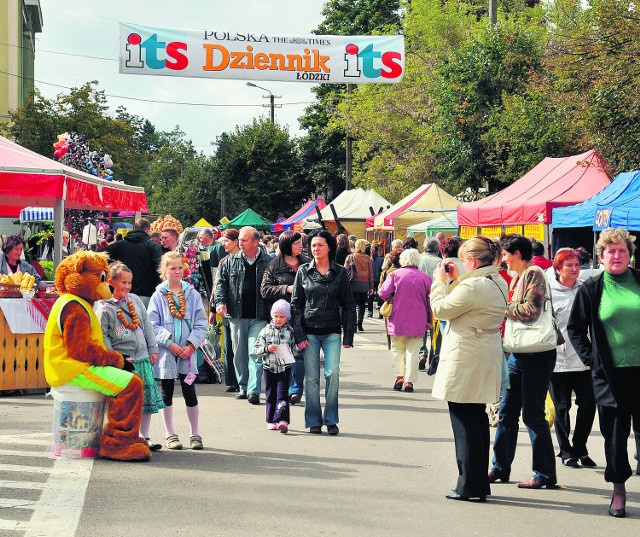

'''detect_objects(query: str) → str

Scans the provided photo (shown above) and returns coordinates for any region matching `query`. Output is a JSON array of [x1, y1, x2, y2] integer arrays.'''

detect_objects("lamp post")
[[246, 82, 280, 122]]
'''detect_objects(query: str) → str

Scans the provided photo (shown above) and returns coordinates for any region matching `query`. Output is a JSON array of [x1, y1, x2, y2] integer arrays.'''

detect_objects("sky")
[[33, 0, 328, 156]]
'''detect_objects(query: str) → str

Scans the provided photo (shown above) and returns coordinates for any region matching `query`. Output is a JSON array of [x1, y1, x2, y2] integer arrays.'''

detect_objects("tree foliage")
[[3, 82, 150, 187], [298, 0, 402, 200], [213, 118, 310, 222]]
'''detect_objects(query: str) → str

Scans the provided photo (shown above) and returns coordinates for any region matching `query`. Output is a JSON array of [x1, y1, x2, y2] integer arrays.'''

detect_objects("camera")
[[444, 264, 451, 273]]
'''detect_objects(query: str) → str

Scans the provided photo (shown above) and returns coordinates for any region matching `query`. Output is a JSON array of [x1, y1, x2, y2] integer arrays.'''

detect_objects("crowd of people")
[[5, 217, 640, 519]]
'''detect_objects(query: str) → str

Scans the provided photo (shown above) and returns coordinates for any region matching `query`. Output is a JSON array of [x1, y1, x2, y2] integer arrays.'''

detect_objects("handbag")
[[427, 319, 441, 376], [502, 267, 563, 353], [380, 299, 393, 318], [346, 255, 356, 282]]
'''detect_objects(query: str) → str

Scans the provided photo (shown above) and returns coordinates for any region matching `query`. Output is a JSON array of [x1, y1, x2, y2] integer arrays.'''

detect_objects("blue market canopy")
[[20, 207, 54, 222], [552, 170, 640, 230]]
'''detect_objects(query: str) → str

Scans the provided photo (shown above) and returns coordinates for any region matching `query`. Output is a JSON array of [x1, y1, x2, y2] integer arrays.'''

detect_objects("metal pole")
[[489, 0, 497, 26], [269, 94, 275, 123], [345, 83, 353, 190]]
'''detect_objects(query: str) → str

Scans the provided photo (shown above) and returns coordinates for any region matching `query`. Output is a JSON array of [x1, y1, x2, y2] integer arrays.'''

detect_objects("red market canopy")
[[272, 198, 327, 233], [0, 135, 148, 217], [457, 150, 611, 227]]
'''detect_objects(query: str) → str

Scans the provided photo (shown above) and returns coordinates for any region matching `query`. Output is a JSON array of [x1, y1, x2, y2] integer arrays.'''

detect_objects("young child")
[[254, 300, 304, 433], [147, 251, 208, 450], [95, 261, 165, 451]]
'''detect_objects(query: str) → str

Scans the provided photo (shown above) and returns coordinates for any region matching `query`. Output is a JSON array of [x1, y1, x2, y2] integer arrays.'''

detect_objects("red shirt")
[[531, 255, 552, 270]]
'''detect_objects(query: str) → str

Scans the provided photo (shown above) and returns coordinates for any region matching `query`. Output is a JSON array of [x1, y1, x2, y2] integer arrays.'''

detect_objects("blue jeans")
[[228, 318, 267, 395], [304, 332, 341, 429], [491, 351, 557, 482], [289, 356, 305, 396]]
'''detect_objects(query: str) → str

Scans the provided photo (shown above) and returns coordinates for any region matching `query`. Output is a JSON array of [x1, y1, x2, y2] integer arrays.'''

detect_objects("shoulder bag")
[[502, 267, 563, 354], [346, 255, 356, 282]]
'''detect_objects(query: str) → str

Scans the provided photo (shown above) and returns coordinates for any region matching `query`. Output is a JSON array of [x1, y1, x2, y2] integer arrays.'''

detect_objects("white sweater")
[[548, 276, 590, 372]]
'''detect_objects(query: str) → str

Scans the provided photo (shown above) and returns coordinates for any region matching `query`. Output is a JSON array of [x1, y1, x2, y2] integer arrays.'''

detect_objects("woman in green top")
[[568, 227, 640, 519]]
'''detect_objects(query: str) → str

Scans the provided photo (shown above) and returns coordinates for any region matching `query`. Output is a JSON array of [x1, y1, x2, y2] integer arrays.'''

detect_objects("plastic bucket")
[[49, 384, 106, 459]]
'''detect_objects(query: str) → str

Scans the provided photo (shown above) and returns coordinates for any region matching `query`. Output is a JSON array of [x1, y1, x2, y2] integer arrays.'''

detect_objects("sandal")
[[190, 435, 203, 450], [165, 435, 182, 450]]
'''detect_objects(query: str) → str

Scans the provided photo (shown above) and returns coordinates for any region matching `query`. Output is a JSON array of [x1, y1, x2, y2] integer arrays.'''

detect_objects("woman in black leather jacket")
[[291, 229, 356, 435], [261, 230, 310, 404]]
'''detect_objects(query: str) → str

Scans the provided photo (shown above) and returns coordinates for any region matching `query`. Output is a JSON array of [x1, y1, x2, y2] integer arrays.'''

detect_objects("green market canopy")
[[220, 208, 272, 232]]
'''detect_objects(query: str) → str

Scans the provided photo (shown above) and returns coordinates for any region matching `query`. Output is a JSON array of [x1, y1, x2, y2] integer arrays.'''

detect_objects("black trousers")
[[223, 323, 239, 388], [448, 401, 491, 498], [549, 370, 596, 460], [353, 291, 367, 324], [598, 366, 640, 483]]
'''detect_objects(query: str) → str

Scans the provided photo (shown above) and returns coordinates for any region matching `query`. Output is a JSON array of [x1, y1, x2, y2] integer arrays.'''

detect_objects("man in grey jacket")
[[214, 227, 270, 404]]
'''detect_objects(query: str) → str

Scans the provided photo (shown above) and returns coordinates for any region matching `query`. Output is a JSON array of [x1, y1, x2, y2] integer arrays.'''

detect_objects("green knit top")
[[599, 269, 640, 368]]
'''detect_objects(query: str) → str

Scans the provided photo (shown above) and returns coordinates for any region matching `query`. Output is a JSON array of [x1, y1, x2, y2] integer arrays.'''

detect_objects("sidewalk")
[[1, 316, 638, 536]]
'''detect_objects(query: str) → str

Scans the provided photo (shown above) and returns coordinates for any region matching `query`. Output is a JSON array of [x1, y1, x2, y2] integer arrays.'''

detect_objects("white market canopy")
[[304, 188, 391, 238]]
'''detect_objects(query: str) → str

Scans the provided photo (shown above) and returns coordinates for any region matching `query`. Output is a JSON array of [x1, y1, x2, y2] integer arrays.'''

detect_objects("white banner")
[[119, 23, 404, 84]]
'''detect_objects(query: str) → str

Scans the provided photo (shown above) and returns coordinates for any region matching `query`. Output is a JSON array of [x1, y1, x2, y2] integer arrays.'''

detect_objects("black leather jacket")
[[260, 253, 311, 309], [213, 249, 271, 321], [291, 260, 356, 346]]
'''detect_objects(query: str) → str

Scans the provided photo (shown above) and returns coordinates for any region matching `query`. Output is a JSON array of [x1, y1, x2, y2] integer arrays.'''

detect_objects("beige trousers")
[[390, 335, 422, 383]]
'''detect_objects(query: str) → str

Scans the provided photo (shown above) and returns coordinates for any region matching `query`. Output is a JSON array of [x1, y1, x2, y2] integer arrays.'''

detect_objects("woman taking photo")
[[430, 237, 507, 502], [548, 249, 596, 469], [291, 229, 356, 435], [568, 228, 640, 518], [378, 249, 432, 393], [489, 235, 557, 490], [345, 239, 373, 332], [261, 230, 310, 404]]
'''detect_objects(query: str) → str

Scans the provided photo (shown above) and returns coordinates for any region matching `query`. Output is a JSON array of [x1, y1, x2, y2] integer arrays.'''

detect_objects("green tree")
[[331, 0, 481, 200], [138, 127, 217, 226], [298, 0, 402, 199], [546, 0, 640, 174], [432, 16, 549, 193], [214, 118, 309, 221], [4, 82, 153, 187]]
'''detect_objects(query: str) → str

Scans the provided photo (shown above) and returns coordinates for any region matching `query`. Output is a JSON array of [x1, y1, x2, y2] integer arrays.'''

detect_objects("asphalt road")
[[1, 315, 639, 536]]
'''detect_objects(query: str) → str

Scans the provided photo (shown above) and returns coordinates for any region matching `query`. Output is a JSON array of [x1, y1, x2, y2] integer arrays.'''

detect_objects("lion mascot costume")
[[44, 251, 151, 461]]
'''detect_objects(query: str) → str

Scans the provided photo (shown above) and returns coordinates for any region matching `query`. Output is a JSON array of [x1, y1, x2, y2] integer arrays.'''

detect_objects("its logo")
[[125, 33, 189, 70], [343, 43, 403, 80]]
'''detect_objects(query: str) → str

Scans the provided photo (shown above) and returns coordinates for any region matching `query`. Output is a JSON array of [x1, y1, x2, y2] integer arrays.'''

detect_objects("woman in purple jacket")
[[379, 248, 432, 392]]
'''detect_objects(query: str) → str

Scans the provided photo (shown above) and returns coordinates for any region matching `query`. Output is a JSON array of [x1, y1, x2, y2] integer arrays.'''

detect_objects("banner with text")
[[119, 23, 405, 84]]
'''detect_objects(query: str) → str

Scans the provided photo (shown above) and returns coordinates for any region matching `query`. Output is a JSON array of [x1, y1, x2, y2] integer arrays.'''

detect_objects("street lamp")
[[246, 82, 280, 123]]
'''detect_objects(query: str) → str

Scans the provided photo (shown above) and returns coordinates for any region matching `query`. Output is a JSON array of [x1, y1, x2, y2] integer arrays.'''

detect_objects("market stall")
[[220, 208, 272, 233], [303, 188, 390, 238], [366, 183, 459, 240], [457, 149, 611, 243], [552, 169, 640, 251], [271, 198, 326, 233], [0, 135, 148, 391], [406, 212, 458, 243]]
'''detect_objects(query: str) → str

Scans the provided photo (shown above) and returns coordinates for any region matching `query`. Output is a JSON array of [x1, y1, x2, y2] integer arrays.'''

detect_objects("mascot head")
[[55, 251, 112, 303]]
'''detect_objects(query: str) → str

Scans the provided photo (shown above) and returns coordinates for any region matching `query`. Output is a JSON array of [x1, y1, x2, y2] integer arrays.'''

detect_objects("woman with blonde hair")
[[431, 236, 507, 501], [379, 248, 432, 393], [568, 228, 640, 517], [345, 239, 374, 332]]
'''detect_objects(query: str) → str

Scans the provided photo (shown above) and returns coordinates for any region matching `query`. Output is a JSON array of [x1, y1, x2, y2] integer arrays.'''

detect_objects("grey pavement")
[[1, 315, 639, 536]]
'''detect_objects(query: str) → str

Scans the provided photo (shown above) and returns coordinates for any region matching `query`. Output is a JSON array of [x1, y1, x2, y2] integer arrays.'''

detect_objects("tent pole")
[[53, 198, 64, 272]]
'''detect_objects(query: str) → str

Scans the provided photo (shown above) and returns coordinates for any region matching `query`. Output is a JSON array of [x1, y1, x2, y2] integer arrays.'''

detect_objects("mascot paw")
[[99, 436, 152, 462]]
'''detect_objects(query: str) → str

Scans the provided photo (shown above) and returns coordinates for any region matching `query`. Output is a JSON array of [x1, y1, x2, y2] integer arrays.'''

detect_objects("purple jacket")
[[379, 266, 432, 337]]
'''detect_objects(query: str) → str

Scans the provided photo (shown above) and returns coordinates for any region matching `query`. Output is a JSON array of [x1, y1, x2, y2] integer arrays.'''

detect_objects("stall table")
[[0, 298, 55, 391]]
